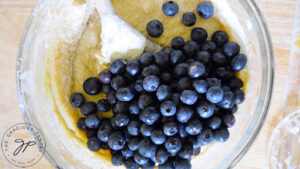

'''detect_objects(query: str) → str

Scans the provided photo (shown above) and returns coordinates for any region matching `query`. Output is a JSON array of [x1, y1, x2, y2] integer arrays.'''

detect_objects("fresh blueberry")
[[208, 116, 221, 129], [157, 85, 172, 101], [138, 94, 155, 110], [77, 117, 86, 130], [188, 61, 206, 78], [171, 93, 181, 105], [126, 59, 140, 76], [222, 113, 236, 128], [110, 59, 125, 74], [87, 136, 102, 151], [196, 128, 214, 146], [177, 77, 192, 92], [228, 77, 243, 89], [175, 159, 191, 169], [102, 84, 111, 94], [214, 67, 232, 80], [139, 107, 160, 125], [97, 99, 111, 112], [97, 120, 112, 142], [108, 131, 126, 150], [206, 86, 224, 103], [194, 147, 201, 156], [155, 51, 170, 68], [80, 102, 97, 116], [107, 90, 117, 104], [196, 100, 215, 118], [183, 40, 198, 57], [193, 79, 208, 94], [155, 148, 168, 164], [112, 101, 129, 114], [191, 28, 207, 43], [234, 88, 245, 104], [170, 50, 185, 65], [214, 128, 230, 142], [83, 77, 102, 95], [162, 1, 179, 16], [86, 129, 98, 138], [177, 106, 194, 123], [142, 64, 160, 77], [162, 47, 174, 56], [160, 72, 172, 83], [140, 124, 153, 137], [141, 160, 155, 169], [111, 151, 124, 166], [134, 78, 144, 92], [124, 158, 139, 169], [111, 75, 126, 90], [127, 120, 140, 136], [200, 41, 217, 53], [185, 119, 202, 135], [163, 122, 178, 136], [116, 87, 135, 102], [231, 104, 238, 113], [174, 63, 188, 78], [206, 78, 221, 87], [138, 138, 157, 158], [134, 153, 149, 165], [218, 90, 235, 109], [143, 75, 160, 92], [147, 20, 164, 38], [99, 70, 112, 84], [197, 1, 214, 19], [212, 30, 228, 47], [171, 37, 185, 49], [141, 52, 154, 66], [70, 93, 84, 108], [212, 52, 227, 65], [182, 12, 196, 27], [160, 100, 176, 117], [231, 54, 247, 71], [223, 42, 240, 57], [151, 130, 166, 145], [180, 90, 198, 105], [179, 144, 194, 159], [128, 137, 140, 151], [164, 136, 182, 154], [113, 113, 129, 127], [121, 146, 133, 158], [129, 100, 140, 115], [195, 51, 210, 64], [178, 124, 188, 138]]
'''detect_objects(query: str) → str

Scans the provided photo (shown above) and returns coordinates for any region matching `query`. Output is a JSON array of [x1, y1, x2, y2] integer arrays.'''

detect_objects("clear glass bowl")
[[17, 0, 274, 168]]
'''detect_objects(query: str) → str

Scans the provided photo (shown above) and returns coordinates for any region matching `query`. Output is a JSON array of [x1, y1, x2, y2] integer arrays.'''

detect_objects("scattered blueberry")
[[151, 130, 166, 145], [200, 41, 217, 53], [138, 138, 157, 158], [162, 46, 174, 56], [171, 37, 185, 49], [196, 100, 215, 118], [134, 153, 149, 166], [196, 128, 214, 146], [214, 128, 230, 142], [206, 78, 221, 87], [99, 70, 112, 84], [197, 1, 214, 19], [129, 100, 140, 115], [231, 54, 247, 71], [141, 52, 154, 66], [212, 52, 227, 66], [164, 136, 182, 154], [183, 40, 198, 57], [179, 144, 194, 159], [160, 100, 177, 117], [108, 131, 126, 150], [140, 124, 153, 137], [77, 117, 86, 130], [128, 137, 140, 151], [180, 90, 198, 105], [206, 86, 224, 103], [70, 93, 84, 108], [116, 87, 135, 102], [177, 106, 194, 123], [127, 120, 140, 136], [222, 113, 236, 128], [80, 102, 97, 116], [141, 160, 155, 169], [174, 63, 188, 78], [170, 50, 185, 65], [87, 136, 101, 151], [188, 61, 206, 78], [228, 77, 243, 89], [139, 107, 160, 125], [177, 77, 192, 92], [126, 60, 140, 76], [142, 64, 160, 77], [147, 20, 164, 38], [113, 113, 129, 127], [218, 90, 235, 109], [154, 51, 170, 68], [102, 84, 111, 94], [97, 120, 112, 142], [185, 119, 202, 135], [143, 75, 160, 92], [107, 90, 117, 104], [212, 30, 228, 47], [111, 75, 126, 90], [138, 94, 155, 110], [156, 148, 168, 164], [163, 122, 178, 136], [112, 101, 129, 114], [171, 93, 181, 105], [193, 79, 208, 94], [124, 158, 140, 169], [162, 1, 179, 16], [83, 77, 102, 95], [182, 12, 196, 27], [234, 88, 245, 104], [223, 42, 240, 57], [110, 59, 125, 74], [111, 151, 124, 166], [97, 99, 111, 112], [157, 85, 172, 101], [195, 51, 210, 64], [191, 28, 208, 43], [209, 116, 222, 130]]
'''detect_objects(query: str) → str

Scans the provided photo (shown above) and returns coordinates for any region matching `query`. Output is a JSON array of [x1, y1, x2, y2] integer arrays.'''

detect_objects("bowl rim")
[[16, 0, 274, 168]]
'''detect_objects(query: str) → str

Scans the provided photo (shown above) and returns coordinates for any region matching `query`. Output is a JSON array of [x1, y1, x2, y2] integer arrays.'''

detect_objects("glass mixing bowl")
[[17, 0, 274, 168]]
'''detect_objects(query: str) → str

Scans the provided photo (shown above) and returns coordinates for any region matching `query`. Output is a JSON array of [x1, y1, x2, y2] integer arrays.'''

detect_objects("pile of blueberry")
[[70, 24, 247, 168], [147, 1, 214, 38]]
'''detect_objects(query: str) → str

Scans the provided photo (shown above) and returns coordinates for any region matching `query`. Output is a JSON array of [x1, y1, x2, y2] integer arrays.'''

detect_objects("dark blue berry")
[[134, 153, 149, 165], [122, 146, 133, 158], [196, 128, 214, 146], [191, 28, 207, 43], [174, 63, 188, 78], [185, 119, 202, 135], [164, 136, 182, 154], [155, 51, 170, 68], [141, 160, 155, 169], [113, 113, 129, 127], [171, 37, 185, 49], [83, 77, 102, 95], [223, 42, 240, 57], [222, 113, 236, 128], [80, 102, 97, 116], [128, 137, 140, 151], [175, 159, 191, 169], [151, 130, 166, 145], [197, 1, 214, 19], [177, 106, 194, 123], [160, 100, 176, 117], [111, 151, 124, 166], [139, 107, 160, 125], [206, 86, 224, 103], [77, 117, 86, 130], [162, 47, 174, 56], [112, 101, 129, 114], [171, 93, 180, 105], [193, 79, 208, 94], [182, 12, 196, 27], [129, 100, 140, 115], [155, 148, 168, 164], [127, 120, 140, 136], [177, 77, 192, 92], [141, 52, 154, 66], [194, 147, 201, 156], [124, 158, 139, 169], [126, 59, 140, 76], [212, 52, 227, 65], [143, 75, 160, 92], [178, 144, 194, 159], [160, 72, 172, 83], [102, 84, 111, 94], [97, 120, 112, 142], [234, 88, 245, 104], [111, 75, 126, 90], [99, 70, 112, 84], [195, 51, 210, 64], [87, 136, 101, 151], [138, 94, 155, 110], [170, 50, 185, 65], [183, 40, 198, 57], [218, 90, 235, 109], [110, 59, 125, 74], [228, 77, 243, 89], [231, 104, 238, 113], [214, 128, 230, 142], [196, 100, 215, 118], [70, 93, 84, 107], [134, 79, 144, 93], [108, 131, 126, 150], [97, 99, 111, 112], [138, 138, 157, 158], [140, 124, 153, 137], [162, 1, 179, 16], [231, 54, 247, 71], [206, 77, 221, 87], [212, 30, 228, 47], [180, 90, 198, 105], [147, 20, 164, 38], [200, 40, 217, 53], [107, 90, 117, 104], [163, 122, 178, 136], [188, 61, 206, 78], [142, 64, 160, 77], [116, 87, 135, 102], [157, 85, 172, 101]]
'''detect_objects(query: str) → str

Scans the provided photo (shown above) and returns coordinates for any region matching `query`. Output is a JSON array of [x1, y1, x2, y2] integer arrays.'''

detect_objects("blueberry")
[[163, 122, 178, 136], [223, 42, 240, 57], [138, 94, 155, 110], [228, 77, 243, 89], [214, 67, 231, 80], [141, 160, 155, 169], [77, 117, 86, 130], [171, 93, 180, 105], [122, 146, 133, 158], [177, 106, 194, 123], [102, 84, 111, 94], [99, 70, 112, 84], [80, 102, 97, 116], [86, 129, 98, 138], [113, 113, 129, 127], [182, 12, 196, 27], [188, 62, 206, 78], [179, 144, 194, 159], [162, 46, 174, 56], [111, 75, 126, 90], [194, 147, 201, 156], [108, 131, 126, 150], [143, 75, 160, 92], [140, 124, 153, 137], [162, 1, 179, 16], [212, 30, 228, 47], [212, 52, 227, 65], [234, 88, 245, 104], [111, 151, 124, 166], [191, 28, 208, 43], [197, 1, 214, 19], [107, 90, 117, 104], [195, 51, 210, 64], [151, 130, 166, 145], [112, 101, 129, 114], [177, 124, 188, 139], [222, 113, 236, 128], [129, 100, 140, 115], [126, 60, 140, 76], [134, 153, 149, 165], [214, 128, 230, 142], [174, 63, 188, 78], [185, 119, 202, 135], [110, 59, 125, 74], [180, 90, 198, 105], [175, 159, 191, 169], [155, 51, 170, 68], [116, 87, 135, 102], [139, 107, 160, 125], [141, 52, 154, 66], [70, 93, 84, 108], [160, 100, 176, 117], [196, 100, 215, 118], [218, 90, 235, 109], [157, 85, 172, 101], [183, 40, 198, 57], [128, 137, 140, 151], [147, 20, 164, 38], [124, 158, 140, 169], [164, 136, 182, 154], [177, 77, 192, 92], [83, 77, 102, 95], [231, 54, 247, 71], [171, 37, 185, 49], [193, 79, 208, 94], [138, 138, 157, 158], [209, 116, 221, 129], [155, 148, 168, 164], [87, 136, 102, 151], [206, 86, 224, 103], [97, 99, 111, 112], [206, 78, 221, 87], [127, 120, 140, 136], [196, 128, 214, 146], [170, 50, 185, 65], [231, 104, 238, 113], [97, 120, 112, 142], [160, 72, 172, 83], [200, 41, 217, 53], [142, 64, 160, 77], [158, 160, 174, 169]]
